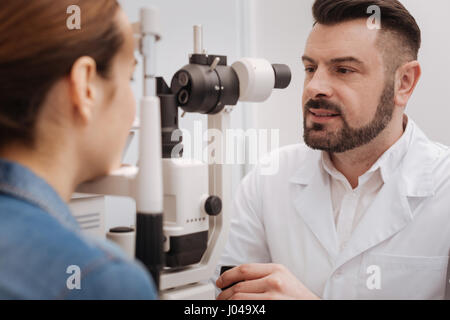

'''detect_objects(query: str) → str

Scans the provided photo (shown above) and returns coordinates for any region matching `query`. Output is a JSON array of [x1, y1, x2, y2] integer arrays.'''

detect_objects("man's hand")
[[216, 263, 320, 300]]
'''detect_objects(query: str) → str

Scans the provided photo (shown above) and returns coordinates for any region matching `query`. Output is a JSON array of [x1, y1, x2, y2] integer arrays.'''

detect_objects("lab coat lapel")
[[333, 173, 413, 271], [332, 119, 437, 271], [289, 119, 437, 271], [290, 151, 339, 260]]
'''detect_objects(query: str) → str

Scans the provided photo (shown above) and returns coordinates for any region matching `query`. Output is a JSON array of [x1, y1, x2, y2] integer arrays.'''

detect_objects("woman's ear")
[[69, 56, 98, 125], [394, 60, 421, 108]]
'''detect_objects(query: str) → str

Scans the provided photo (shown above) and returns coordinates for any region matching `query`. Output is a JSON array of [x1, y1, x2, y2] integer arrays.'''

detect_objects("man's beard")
[[303, 81, 395, 153]]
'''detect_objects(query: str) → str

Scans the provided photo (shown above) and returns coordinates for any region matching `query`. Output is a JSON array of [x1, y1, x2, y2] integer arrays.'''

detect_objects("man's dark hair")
[[312, 0, 421, 69]]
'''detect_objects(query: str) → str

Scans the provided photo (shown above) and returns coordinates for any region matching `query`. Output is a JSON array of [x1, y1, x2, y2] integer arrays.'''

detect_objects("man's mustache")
[[304, 99, 342, 114]]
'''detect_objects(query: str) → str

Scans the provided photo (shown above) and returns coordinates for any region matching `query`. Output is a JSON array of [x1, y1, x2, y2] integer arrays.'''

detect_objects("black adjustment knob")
[[272, 64, 291, 89], [204, 196, 222, 216]]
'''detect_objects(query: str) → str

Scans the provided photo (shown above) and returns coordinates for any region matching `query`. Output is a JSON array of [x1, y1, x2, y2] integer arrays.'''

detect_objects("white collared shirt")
[[321, 116, 413, 250]]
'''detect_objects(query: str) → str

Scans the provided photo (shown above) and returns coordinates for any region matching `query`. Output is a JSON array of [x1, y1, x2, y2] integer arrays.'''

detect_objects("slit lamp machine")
[[76, 6, 291, 299]]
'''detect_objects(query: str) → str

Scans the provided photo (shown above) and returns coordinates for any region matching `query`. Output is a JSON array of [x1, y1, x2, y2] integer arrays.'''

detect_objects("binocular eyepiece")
[[170, 54, 292, 115]]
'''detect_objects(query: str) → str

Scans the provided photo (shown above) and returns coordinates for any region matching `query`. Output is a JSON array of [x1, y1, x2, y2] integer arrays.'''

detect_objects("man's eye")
[[304, 67, 316, 73], [336, 67, 354, 74]]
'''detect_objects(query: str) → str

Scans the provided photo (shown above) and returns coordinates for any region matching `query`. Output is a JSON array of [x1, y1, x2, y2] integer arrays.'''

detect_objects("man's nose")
[[304, 68, 333, 99]]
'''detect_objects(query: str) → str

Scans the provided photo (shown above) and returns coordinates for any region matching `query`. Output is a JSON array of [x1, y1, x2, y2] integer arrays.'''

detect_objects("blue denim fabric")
[[0, 158, 158, 299]]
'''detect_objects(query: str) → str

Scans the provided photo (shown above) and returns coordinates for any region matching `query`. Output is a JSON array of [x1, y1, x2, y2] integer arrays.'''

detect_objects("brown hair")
[[0, 0, 124, 148], [312, 0, 421, 65]]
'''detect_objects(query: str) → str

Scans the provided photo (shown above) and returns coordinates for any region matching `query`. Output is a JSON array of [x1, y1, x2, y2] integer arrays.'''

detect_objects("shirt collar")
[[0, 158, 79, 231], [290, 115, 436, 198], [321, 114, 413, 185]]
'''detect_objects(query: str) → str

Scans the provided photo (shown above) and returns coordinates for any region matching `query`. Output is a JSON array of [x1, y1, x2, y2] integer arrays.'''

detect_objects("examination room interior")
[[1, 0, 449, 302], [100, 0, 450, 234]]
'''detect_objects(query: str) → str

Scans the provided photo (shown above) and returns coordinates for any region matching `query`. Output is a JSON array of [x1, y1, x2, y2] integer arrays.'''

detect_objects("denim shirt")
[[0, 158, 158, 299]]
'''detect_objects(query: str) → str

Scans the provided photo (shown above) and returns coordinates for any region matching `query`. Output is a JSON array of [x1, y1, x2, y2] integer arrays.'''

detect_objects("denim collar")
[[0, 158, 79, 232]]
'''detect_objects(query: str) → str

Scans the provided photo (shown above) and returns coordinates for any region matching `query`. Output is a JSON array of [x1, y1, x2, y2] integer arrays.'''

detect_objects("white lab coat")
[[216, 118, 450, 299]]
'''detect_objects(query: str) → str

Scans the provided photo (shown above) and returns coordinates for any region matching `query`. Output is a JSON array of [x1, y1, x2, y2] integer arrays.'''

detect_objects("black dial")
[[204, 196, 222, 216]]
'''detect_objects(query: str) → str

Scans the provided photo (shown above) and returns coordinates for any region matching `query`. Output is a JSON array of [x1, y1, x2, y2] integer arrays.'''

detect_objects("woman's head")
[[0, 0, 137, 183]]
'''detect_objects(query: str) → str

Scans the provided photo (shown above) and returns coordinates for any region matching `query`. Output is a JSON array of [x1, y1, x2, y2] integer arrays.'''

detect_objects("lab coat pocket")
[[357, 253, 448, 300]]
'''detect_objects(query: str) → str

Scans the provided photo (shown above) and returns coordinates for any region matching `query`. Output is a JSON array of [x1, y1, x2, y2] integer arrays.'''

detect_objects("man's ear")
[[69, 56, 98, 124], [394, 60, 421, 108]]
